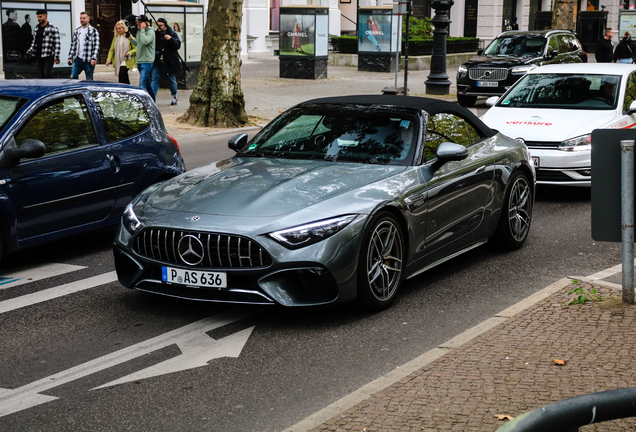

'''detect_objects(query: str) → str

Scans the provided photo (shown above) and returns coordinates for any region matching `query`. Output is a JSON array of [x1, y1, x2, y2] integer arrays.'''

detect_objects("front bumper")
[[112, 217, 366, 307], [114, 246, 341, 305], [529, 146, 591, 187]]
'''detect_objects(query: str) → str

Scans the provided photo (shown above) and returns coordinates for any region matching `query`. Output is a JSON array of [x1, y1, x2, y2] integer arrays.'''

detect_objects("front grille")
[[526, 141, 559, 149], [132, 228, 272, 268], [468, 68, 508, 81]]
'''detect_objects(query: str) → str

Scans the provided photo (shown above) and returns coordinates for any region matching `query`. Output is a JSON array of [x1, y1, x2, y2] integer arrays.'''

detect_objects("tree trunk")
[[178, 0, 249, 128], [552, 0, 577, 30]]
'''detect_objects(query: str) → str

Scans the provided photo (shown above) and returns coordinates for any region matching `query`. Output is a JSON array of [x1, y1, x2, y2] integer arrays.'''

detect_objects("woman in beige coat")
[[105, 20, 137, 84]]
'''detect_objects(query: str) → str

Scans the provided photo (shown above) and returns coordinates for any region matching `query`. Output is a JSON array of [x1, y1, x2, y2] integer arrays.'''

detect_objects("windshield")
[[0, 96, 25, 134], [483, 35, 546, 57], [497, 73, 621, 109], [239, 106, 418, 166]]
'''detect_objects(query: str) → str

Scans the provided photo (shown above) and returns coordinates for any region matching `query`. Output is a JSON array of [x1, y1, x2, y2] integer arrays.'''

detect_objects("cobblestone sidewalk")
[[307, 281, 636, 432]]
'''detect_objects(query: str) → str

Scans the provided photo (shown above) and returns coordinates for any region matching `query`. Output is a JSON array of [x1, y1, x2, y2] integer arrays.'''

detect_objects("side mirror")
[[546, 49, 558, 59], [228, 133, 248, 152], [0, 137, 45, 167], [629, 100, 636, 115], [477, 49, 484, 56], [486, 96, 500, 107], [436, 142, 468, 162]]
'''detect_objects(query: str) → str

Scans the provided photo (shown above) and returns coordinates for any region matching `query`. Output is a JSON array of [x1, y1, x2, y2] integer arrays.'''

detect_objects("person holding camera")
[[67, 11, 99, 80], [128, 15, 155, 100], [151, 17, 181, 106], [105, 20, 136, 84]]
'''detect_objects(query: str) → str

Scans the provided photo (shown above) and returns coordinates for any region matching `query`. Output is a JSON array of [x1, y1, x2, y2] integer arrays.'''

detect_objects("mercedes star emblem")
[[178, 235, 205, 266]]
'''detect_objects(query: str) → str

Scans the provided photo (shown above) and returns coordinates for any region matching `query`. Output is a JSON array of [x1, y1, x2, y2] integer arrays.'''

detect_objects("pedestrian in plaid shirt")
[[25, 10, 61, 78], [67, 11, 99, 80]]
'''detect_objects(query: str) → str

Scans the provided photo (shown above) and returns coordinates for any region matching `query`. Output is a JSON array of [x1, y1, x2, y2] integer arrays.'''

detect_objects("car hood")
[[463, 55, 538, 68], [149, 158, 406, 217], [481, 108, 618, 141]]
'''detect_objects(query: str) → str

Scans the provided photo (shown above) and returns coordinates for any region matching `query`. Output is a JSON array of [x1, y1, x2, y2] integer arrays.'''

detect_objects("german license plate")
[[477, 81, 498, 87], [162, 266, 227, 288], [532, 157, 539, 168]]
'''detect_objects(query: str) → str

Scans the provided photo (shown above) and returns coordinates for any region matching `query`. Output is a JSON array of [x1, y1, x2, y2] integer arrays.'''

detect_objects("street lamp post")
[[424, 0, 453, 95]]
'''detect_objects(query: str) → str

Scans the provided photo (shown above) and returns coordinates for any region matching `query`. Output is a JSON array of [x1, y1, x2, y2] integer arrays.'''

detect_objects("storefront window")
[[270, 0, 280, 32], [1, 2, 72, 67]]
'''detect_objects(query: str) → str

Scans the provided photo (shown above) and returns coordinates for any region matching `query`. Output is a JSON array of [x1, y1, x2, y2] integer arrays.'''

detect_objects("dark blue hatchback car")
[[0, 80, 185, 261]]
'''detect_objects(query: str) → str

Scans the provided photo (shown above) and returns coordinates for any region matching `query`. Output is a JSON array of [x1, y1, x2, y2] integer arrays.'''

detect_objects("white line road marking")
[[0, 263, 86, 290], [0, 310, 255, 418], [0, 271, 117, 314]]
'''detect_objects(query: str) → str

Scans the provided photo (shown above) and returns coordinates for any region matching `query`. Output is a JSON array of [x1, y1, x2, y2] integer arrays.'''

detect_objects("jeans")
[[150, 63, 178, 99], [618, 58, 633, 64], [38, 55, 55, 78], [70, 57, 95, 80], [137, 62, 155, 101]]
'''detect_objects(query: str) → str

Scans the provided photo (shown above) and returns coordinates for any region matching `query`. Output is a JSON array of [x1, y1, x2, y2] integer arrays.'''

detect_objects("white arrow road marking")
[[0, 271, 117, 315], [0, 263, 86, 291], [93, 326, 254, 389], [0, 309, 254, 417]]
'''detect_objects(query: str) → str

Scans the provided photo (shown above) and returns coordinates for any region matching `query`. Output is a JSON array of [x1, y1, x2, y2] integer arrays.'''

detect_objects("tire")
[[357, 213, 405, 311], [495, 171, 533, 250], [457, 94, 477, 107]]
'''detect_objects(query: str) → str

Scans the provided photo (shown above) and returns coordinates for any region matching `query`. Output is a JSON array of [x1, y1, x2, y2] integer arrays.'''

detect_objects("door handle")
[[107, 154, 121, 173], [475, 166, 486, 174]]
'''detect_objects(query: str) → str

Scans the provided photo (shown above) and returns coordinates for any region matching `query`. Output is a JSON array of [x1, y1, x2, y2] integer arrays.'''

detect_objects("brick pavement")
[[305, 281, 636, 432]]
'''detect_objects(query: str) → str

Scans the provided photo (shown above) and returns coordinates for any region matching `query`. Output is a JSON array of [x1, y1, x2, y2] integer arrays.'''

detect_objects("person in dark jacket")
[[614, 31, 636, 63], [150, 17, 182, 106], [596, 27, 614, 63]]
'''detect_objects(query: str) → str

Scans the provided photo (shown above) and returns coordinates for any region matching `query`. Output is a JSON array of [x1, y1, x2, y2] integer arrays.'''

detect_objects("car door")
[[89, 90, 156, 215], [419, 112, 495, 263], [620, 72, 636, 129], [2, 91, 119, 241]]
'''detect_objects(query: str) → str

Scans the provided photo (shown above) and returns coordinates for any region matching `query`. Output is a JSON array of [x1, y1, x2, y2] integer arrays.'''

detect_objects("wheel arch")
[[363, 203, 411, 260]]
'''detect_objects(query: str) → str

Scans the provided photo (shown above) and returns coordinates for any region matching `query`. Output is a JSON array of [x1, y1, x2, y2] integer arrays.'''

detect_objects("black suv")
[[456, 30, 587, 107]]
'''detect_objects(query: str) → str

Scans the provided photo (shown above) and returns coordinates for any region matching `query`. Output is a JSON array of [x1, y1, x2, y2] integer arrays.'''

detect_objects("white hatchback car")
[[481, 63, 636, 187]]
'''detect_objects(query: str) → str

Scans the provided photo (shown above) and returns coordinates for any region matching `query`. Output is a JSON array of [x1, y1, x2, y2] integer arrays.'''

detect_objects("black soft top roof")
[[299, 95, 497, 138]]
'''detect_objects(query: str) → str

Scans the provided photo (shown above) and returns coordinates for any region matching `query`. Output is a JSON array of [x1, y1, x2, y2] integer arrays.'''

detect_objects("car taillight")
[[167, 133, 181, 155]]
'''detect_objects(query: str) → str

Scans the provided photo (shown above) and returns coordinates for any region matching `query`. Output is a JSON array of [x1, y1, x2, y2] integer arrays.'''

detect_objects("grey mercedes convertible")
[[113, 95, 535, 311]]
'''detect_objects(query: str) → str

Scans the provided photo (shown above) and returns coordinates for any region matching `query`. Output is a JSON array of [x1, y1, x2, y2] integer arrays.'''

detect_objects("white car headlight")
[[511, 64, 536, 74], [558, 134, 591, 151], [123, 203, 141, 234], [269, 215, 357, 249], [458, 64, 467, 73]]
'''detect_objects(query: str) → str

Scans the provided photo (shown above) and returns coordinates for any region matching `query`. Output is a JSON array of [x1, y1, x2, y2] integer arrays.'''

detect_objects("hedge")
[[330, 35, 479, 56]]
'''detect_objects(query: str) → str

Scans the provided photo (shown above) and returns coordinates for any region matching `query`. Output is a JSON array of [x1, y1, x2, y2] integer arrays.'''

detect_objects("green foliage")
[[330, 35, 358, 54], [402, 16, 433, 40], [566, 282, 602, 305], [329, 33, 480, 56]]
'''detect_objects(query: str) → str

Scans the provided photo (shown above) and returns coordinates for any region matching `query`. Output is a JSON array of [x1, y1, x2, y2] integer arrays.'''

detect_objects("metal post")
[[403, 1, 410, 95], [424, 0, 453, 95], [621, 139, 635, 304]]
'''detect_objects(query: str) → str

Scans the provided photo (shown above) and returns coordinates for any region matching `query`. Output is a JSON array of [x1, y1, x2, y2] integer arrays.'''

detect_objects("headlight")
[[458, 64, 467, 73], [123, 203, 141, 234], [558, 134, 591, 151], [121, 181, 166, 234], [511, 64, 536, 74], [269, 215, 358, 249]]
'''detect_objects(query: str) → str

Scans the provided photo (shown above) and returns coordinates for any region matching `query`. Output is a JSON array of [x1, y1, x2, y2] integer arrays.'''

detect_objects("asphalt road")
[[0, 132, 621, 431]]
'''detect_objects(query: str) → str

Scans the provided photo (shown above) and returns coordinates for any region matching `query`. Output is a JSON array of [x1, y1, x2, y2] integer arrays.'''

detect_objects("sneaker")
[[170, 97, 178, 106]]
